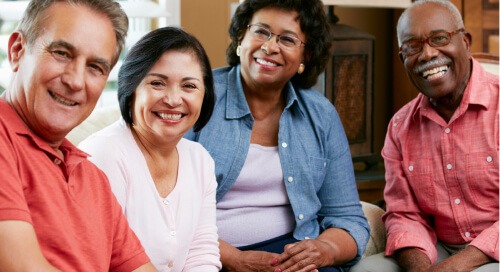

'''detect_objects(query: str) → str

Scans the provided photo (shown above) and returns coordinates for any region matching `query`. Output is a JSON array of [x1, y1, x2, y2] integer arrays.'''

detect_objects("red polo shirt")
[[0, 99, 150, 271]]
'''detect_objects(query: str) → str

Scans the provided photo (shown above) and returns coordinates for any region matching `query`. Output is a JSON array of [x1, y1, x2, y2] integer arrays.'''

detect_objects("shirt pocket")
[[402, 158, 436, 212], [310, 156, 329, 191], [466, 151, 499, 208]]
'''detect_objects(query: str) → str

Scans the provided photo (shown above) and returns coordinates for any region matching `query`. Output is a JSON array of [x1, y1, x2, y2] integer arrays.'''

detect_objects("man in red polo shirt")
[[0, 0, 156, 271]]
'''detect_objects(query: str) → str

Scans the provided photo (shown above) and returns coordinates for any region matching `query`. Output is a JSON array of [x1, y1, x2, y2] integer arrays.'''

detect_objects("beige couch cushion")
[[67, 105, 121, 146]]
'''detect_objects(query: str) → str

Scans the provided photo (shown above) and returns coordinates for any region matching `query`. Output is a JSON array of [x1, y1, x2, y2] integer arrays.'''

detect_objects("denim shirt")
[[184, 65, 369, 264]]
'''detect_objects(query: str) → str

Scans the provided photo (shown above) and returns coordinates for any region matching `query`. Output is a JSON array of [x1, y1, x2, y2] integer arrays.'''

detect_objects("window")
[[0, 0, 179, 108]]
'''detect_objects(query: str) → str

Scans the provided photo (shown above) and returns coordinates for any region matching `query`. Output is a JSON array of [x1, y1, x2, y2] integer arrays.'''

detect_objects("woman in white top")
[[79, 26, 220, 272]]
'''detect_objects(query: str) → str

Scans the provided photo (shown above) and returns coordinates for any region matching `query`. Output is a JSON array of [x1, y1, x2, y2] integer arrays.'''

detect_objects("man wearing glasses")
[[351, 0, 498, 271]]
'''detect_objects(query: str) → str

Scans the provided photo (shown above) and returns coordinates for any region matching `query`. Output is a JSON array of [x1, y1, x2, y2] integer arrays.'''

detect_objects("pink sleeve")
[[182, 156, 221, 272], [469, 221, 499, 261], [381, 119, 439, 263], [108, 184, 150, 272]]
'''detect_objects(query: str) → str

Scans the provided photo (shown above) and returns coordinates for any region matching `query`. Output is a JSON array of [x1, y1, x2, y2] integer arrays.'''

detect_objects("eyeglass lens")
[[401, 30, 460, 56], [248, 25, 302, 48]]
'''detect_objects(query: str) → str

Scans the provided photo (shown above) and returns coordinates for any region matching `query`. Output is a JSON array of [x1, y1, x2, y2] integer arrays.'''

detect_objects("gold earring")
[[236, 45, 241, 56], [297, 63, 305, 74]]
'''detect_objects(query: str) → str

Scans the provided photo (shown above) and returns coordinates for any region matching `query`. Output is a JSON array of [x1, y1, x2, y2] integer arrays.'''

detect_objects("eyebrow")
[[253, 23, 300, 37], [47, 40, 112, 73], [147, 72, 201, 82]]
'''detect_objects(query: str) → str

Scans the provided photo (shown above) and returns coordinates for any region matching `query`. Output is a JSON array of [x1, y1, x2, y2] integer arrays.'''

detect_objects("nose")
[[61, 59, 85, 91], [418, 42, 439, 62], [162, 88, 183, 107], [261, 35, 280, 54]]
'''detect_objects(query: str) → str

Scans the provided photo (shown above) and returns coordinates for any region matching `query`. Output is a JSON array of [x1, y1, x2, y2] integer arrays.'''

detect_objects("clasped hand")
[[224, 239, 335, 272]]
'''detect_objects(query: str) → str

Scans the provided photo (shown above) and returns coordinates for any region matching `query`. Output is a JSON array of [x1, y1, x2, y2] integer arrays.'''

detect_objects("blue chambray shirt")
[[184, 65, 369, 265]]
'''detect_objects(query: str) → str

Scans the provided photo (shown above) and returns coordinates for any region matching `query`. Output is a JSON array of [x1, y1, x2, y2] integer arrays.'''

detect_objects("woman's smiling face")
[[131, 50, 205, 145], [238, 7, 306, 91]]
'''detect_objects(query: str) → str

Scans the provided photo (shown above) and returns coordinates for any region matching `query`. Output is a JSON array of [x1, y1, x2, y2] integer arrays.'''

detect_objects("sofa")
[[66, 105, 387, 259]]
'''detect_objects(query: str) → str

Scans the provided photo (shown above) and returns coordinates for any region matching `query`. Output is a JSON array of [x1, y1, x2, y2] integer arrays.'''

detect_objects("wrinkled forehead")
[[398, 4, 458, 42]]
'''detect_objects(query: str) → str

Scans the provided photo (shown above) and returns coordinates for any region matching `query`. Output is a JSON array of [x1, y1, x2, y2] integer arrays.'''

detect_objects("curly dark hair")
[[226, 0, 332, 89]]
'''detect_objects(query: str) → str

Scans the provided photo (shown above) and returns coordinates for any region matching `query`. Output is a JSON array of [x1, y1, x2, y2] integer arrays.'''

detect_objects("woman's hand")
[[222, 250, 280, 272], [271, 239, 333, 272], [271, 228, 357, 272]]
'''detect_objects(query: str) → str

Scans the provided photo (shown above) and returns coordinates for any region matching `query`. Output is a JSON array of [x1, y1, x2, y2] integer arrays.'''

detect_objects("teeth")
[[256, 58, 277, 66], [157, 112, 182, 120], [426, 70, 446, 80], [49, 91, 77, 106], [422, 65, 448, 78]]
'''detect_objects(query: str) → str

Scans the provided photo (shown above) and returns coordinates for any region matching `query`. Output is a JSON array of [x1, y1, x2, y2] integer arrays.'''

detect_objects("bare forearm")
[[219, 239, 242, 270], [0, 221, 60, 271], [394, 247, 432, 272], [316, 228, 357, 266], [431, 245, 494, 272]]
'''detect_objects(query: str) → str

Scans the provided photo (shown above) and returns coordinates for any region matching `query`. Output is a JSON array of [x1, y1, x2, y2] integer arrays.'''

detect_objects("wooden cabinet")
[[325, 23, 376, 163]]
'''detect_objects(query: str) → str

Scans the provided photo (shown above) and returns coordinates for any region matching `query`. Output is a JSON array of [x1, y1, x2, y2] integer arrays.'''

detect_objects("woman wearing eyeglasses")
[[185, 0, 369, 271]]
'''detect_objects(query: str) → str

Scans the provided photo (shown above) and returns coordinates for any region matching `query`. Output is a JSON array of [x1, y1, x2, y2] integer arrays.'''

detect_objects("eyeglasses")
[[399, 29, 464, 57], [246, 24, 306, 49]]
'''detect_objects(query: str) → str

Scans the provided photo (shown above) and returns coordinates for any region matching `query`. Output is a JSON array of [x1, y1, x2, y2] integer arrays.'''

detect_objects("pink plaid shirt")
[[382, 58, 499, 264]]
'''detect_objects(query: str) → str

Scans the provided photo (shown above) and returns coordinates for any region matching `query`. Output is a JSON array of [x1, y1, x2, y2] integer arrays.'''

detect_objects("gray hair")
[[397, 0, 464, 45], [18, 0, 128, 66]]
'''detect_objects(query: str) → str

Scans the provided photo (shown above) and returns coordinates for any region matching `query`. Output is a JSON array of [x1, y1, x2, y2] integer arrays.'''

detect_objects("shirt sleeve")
[[0, 123, 31, 223], [469, 221, 499, 261], [183, 157, 221, 271], [381, 117, 438, 263], [317, 106, 370, 266], [109, 191, 150, 272]]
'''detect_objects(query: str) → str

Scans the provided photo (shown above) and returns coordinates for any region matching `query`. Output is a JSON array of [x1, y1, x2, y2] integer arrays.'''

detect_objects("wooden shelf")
[[322, 0, 411, 9]]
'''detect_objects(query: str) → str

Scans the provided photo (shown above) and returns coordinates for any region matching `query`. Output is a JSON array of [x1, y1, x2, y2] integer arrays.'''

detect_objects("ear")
[[398, 52, 405, 63], [463, 31, 472, 52], [8, 31, 27, 72]]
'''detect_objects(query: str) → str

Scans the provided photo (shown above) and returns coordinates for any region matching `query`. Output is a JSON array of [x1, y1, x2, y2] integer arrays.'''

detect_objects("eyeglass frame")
[[246, 24, 306, 49], [399, 28, 465, 57]]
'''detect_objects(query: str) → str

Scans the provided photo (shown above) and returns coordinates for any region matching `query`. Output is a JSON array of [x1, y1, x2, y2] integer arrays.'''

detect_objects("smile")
[[256, 58, 278, 67], [155, 112, 183, 121], [421, 65, 449, 80], [49, 91, 77, 106]]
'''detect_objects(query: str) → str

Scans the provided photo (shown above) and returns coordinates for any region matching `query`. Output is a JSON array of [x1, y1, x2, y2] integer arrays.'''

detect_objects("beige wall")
[[181, 0, 239, 68]]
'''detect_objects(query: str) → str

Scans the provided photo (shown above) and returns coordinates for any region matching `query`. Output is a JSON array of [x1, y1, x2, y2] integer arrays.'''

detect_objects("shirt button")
[[287, 176, 293, 183], [54, 158, 62, 165], [447, 164, 453, 170], [465, 232, 471, 237], [408, 165, 414, 171], [171, 231, 176, 236], [444, 128, 451, 133], [163, 200, 169, 205], [304, 236, 310, 240], [167, 261, 174, 268], [454, 198, 460, 204], [281, 142, 288, 148], [393, 123, 398, 127], [486, 156, 493, 162], [298, 214, 304, 220]]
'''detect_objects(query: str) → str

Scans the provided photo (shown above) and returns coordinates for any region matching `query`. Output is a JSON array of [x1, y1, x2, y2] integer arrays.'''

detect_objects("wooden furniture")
[[324, 22, 377, 165], [355, 163, 386, 207]]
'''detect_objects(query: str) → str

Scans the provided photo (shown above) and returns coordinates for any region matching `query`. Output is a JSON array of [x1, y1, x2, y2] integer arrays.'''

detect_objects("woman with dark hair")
[[184, 0, 369, 271], [79, 26, 221, 272]]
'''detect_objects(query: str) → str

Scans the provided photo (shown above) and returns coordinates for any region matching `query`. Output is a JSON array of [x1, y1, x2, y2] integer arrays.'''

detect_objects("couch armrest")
[[361, 201, 386, 258]]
